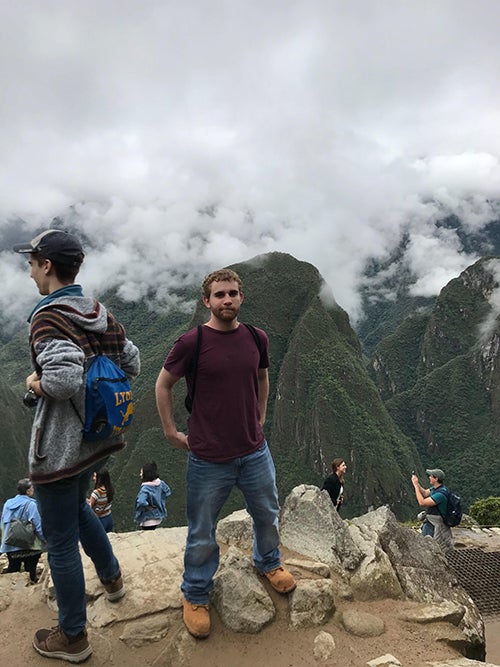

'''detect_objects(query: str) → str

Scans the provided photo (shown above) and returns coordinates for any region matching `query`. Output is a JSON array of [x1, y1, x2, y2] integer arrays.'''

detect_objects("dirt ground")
[[0, 575, 498, 667], [1, 528, 499, 667]]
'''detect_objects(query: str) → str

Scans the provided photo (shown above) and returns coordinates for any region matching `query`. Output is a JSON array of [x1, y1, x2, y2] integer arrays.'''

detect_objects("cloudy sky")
[[1, 0, 500, 329]]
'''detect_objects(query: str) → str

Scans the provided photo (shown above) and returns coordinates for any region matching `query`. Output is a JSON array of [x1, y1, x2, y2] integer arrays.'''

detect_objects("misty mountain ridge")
[[357, 212, 500, 356], [1, 235, 499, 528], [0, 251, 419, 527], [2, 204, 500, 350]]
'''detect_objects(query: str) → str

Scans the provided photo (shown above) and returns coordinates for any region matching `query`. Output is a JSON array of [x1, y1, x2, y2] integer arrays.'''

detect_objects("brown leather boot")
[[182, 598, 211, 638], [261, 566, 297, 593], [102, 570, 125, 602], [33, 626, 92, 663]]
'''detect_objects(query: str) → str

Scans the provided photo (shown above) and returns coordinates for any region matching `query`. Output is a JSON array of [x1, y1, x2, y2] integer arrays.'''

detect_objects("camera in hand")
[[23, 388, 39, 408]]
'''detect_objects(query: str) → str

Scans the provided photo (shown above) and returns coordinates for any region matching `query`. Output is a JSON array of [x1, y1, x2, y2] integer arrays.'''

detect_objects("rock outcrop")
[[0, 485, 496, 666]]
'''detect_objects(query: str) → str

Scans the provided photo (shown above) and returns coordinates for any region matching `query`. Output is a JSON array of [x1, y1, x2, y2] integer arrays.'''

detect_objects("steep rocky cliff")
[[370, 257, 500, 507], [1, 252, 498, 529], [107, 252, 420, 528]]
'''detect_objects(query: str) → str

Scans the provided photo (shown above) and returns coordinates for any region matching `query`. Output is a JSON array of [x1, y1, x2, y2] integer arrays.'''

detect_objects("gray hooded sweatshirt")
[[28, 295, 140, 484]]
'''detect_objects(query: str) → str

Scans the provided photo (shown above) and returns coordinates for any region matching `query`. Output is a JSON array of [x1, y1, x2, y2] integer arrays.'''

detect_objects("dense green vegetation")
[[0, 382, 32, 498], [369, 313, 429, 399], [469, 497, 500, 527], [1, 251, 499, 531], [371, 258, 500, 510]]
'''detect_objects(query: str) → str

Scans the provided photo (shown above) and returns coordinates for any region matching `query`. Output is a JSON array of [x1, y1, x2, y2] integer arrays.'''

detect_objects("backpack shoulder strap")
[[433, 486, 449, 519], [242, 323, 263, 359], [186, 323, 262, 411], [19, 502, 30, 521], [187, 325, 203, 405]]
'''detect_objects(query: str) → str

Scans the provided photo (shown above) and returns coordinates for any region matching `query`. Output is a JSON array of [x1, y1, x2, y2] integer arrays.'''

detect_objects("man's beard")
[[214, 306, 239, 321]]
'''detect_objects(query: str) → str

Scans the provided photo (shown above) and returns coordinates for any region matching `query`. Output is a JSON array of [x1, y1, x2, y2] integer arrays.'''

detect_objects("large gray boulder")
[[212, 546, 275, 633], [279, 484, 363, 570], [288, 579, 336, 629], [347, 520, 403, 601], [350, 505, 485, 661]]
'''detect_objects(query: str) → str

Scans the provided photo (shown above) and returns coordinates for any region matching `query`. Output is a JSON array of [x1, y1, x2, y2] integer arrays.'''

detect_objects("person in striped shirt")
[[88, 468, 114, 533]]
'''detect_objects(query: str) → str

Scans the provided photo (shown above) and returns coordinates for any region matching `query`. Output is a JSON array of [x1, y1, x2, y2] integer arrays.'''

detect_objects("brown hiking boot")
[[182, 597, 211, 638], [33, 626, 92, 663], [102, 571, 125, 602], [261, 566, 296, 593]]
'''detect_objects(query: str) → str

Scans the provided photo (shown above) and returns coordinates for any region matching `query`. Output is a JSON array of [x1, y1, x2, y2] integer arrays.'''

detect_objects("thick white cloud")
[[1, 0, 500, 327]]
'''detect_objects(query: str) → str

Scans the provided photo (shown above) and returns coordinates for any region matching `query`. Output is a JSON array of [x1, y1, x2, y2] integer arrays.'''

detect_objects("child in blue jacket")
[[134, 461, 171, 530]]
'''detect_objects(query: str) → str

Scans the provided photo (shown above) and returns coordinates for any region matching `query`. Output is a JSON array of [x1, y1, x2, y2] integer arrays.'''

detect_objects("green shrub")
[[469, 496, 500, 527]]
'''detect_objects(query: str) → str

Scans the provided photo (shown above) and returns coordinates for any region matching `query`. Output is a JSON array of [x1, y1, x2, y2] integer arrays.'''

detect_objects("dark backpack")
[[437, 487, 463, 527], [184, 323, 263, 413]]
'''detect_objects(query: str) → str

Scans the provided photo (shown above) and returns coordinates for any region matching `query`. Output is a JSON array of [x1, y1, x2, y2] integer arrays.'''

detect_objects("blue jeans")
[[182, 441, 281, 604], [35, 466, 120, 636], [422, 520, 435, 537], [99, 513, 114, 533]]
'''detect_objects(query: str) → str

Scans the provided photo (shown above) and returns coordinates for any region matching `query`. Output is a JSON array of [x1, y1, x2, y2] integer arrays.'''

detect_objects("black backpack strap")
[[184, 325, 203, 412], [190, 324, 203, 402], [242, 323, 263, 363], [434, 486, 449, 520], [185, 323, 262, 412], [20, 501, 30, 522]]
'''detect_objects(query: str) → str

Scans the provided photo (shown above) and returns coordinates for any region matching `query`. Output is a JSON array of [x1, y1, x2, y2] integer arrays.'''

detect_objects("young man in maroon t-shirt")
[[155, 268, 295, 638]]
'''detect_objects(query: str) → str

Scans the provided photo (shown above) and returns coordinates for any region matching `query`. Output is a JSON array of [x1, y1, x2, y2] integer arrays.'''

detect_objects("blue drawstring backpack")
[[72, 355, 134, 441]]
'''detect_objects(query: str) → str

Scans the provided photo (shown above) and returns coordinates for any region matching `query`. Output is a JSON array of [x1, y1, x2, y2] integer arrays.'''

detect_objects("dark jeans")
[[35, 466, 121, 636], [99, 513, 114, 533], [6, 552, 41, 582]]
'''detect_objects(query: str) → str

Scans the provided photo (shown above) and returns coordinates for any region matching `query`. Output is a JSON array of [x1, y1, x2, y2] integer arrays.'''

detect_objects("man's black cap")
[[13, 230, 84, 266]]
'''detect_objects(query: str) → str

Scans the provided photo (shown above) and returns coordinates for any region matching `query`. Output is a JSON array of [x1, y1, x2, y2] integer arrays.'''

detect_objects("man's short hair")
[[202, 268, 242, 299], [17, 478, 33, 495], [31, 254, 82, 283]]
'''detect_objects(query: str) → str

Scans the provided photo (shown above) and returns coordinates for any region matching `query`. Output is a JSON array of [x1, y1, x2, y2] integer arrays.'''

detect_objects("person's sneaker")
[[33, 626, 92, 663], [102, 571, 125, 602], [260, 566, 297, 593], [182, 597, 211, 638]]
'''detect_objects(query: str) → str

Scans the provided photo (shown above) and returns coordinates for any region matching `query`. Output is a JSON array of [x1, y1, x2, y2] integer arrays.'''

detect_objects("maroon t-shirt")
[[164, 323, 269, 462]]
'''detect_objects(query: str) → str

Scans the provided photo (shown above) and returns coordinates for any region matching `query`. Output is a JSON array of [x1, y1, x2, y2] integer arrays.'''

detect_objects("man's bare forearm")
[[155, 371, 189, 451]]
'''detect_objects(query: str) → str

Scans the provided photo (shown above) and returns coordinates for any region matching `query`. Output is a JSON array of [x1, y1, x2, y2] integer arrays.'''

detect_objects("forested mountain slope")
[[369, 257, 500, 507], [2, 251, 497, 529]]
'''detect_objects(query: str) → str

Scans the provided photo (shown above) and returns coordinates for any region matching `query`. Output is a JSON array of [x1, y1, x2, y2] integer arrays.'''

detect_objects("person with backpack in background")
[[88, 468, 115, 533], [1, 478, 46, 583], [155, 267, 296, 639], [134, 461, 171, 530], [13, 230, 140, 663], [411, 467, 453, 553]]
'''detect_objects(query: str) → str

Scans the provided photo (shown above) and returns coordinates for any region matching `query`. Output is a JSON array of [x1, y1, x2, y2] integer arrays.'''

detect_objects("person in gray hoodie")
[[13, 229, 140, 664]]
